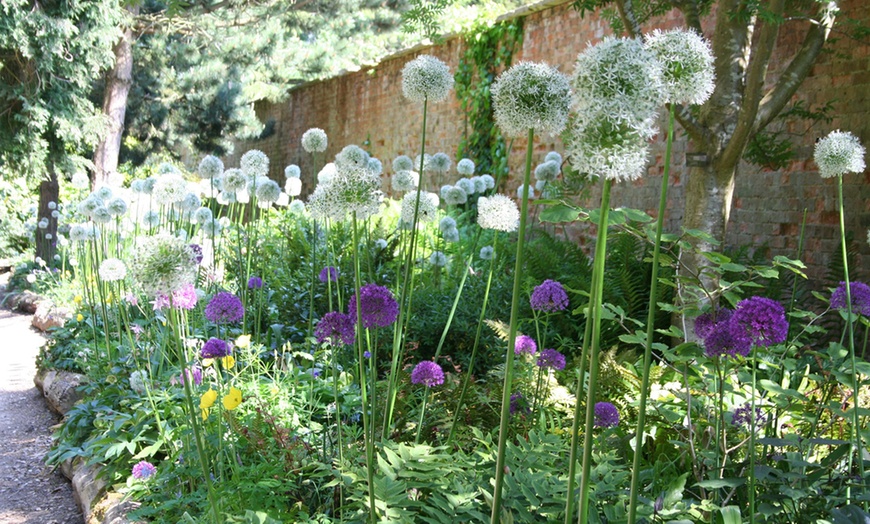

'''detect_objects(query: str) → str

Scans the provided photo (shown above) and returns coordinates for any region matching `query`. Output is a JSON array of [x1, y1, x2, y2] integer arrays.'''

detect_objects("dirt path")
[[0, 308, 83, 524]]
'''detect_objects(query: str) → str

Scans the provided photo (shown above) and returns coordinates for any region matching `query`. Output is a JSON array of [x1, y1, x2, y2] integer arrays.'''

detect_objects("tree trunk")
[[35, 168, 59, 265], [92, 7, 137, 186]]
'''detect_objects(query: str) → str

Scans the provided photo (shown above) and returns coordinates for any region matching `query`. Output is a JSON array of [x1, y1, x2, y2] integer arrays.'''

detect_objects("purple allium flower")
[[514, 335, 537, 356], [702, 316, 751, 358], [693, 308, 732, 340], [171, 283, 198, 310], [319, 266, 339, 283], [201, 338, 231, 359], [315, 311, 356, 346], [247, 276, 263, 289], [732, 296, 788, 348], [510, 392, 530, 415], [132, 461, 157, 480], [594, 401, 620, 428], [348, 284, 399, 329], [180, 365, 202, 387], [189, 244, 203, 265], [831, 281, 870, 317], [205, 292, 244, 324], [536, 348, 567, 370], [530, 279, 569, 312], [731, 402, 767, 430], [410, 361, 445, 387]]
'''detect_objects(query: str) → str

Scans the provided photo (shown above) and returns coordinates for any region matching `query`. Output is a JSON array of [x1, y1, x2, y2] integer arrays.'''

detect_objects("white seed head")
[[492, 61, 571, 137], [401, 54, 454, 103]]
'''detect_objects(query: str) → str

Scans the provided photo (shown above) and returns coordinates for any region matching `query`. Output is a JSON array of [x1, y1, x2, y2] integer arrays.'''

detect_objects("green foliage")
[[744, 100, 834, 170], [0, 177, 36, 257]]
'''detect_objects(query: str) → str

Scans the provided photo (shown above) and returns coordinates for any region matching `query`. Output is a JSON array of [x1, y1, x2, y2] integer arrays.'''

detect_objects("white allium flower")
[[471, 176, 487, 194], [544, 151, 562, 165], [644, 29, 715, 105], [318, 163, 337, 185], [142, 177, 156, 194], [569, 114, 651, 182], [285, 177, 302, 197], [368, 157, 383, 176], [217, 191, 236, 205], [96, 185, 113, 201], [178, 192, 201, 212], [51, 210, 60, 218], [201, 218, 222, 236], [131, 179, 145, 193], [480, 246, 494, 260], [285, 165, 301, 179], [236, 188, 251, 204], [198, 155, 224, 180], [44, 233, 52, 240], [240, 150, 270, 178], [131, 233, 197, 296], [248, 175, 270, 195], [38, 218, 48, 229], [175, 229, 188, 241], [152, 174, 188, 205], [477, 194, 519, 232], [400, 191, 439, 224], [401, 54, 454, 103], [309, 149, 382, 221], [158, 162, 181, 175], [430, 251, 448, 267], [457, 158, 475, 176], [194, 207, 213, 225], [129, 370, 148, 395], [256, 179, 282, 203], [480, 174, 495, 190], [415, 153, 432, 172], [48, 201, 57, 210], [439, 216, 457, 232], [276, 193, 290, 207], [517, 184, 536, 199], [218, 217, 231, 228], [92, 206, 112, 224], [335, 145, 370, 172], [815, 130, 866, 178], [107, 171, 125, 187], [289, 200, 306, 214], [534, 160, 560, 182], [375, 238, 388, 250], [440, 185, 452, 201], [429, 152, 451, 174], [572, 36, 664, 132], [71, 172, 90, 189], [444, 186, 468, 206], [107, 197, 128, 216], [392, 170, 419, 192], [99, 258, 127, 282], [142, 210, 161, 227], [455, 178, 475, 196], [301, 128, 328, 153], [492, 61, 571, 137], [393, 155, 414, 172], [69, 224, 86, 242], [442, 227, 459, 242], [257, 200, 272, 210], [223, 168, 248, 193], [535, 180, 557, 199]]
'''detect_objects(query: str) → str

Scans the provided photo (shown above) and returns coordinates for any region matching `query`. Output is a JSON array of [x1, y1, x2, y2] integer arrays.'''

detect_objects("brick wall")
[[230, 0, 870, 284]]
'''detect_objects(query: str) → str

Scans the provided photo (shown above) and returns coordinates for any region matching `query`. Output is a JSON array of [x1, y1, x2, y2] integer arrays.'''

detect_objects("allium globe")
[[240, 150, 270, 178], [99, 258, 127, 282], [401, 54, 454, 103], [301, 128, 328, 153], [316, 311, 355, 346], [831, 281, 870, 316], [204, 292, 244, 324], [400, 192, 439, 224], [731, 296, 788, 348], [815, 130, 866, 178], [530, 279, 569, 312], [477, 195, 519, 232], [411, 361, 445, 387], [198, 155, 224, 180], [644, 29, 715, 105], [392, 155, 414, 172], [348, 283, 399, 329], [514, 335, 537, 356], [537, 348, 567, 370], [594, 401, 620, 428], [492, 61, 571, 137], [457, 158, 475, 176], [201, 337, 231, 359]]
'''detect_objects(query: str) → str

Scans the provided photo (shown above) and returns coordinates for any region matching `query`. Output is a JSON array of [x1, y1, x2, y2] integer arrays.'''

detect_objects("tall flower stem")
[[415, 388, 431, 444], [384, 98, 428, 436], [432, 228, 482, 361], [749, 347, 758, 524], [628, 103, 674, 522], [577, 178, 613, 524], [490, 128, 535, 524], [352, 214, 377, 523], [565, 301, 596, 524], [838, 176, 864, 502]]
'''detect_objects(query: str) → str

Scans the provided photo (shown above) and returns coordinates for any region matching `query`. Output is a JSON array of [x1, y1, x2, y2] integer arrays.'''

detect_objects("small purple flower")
[[410, 361, 444, 387], [514, 335, 537, 356], [247, 276, 263, 289], [594, 401, 620, 428], [831, 281, 870, 317], [180, 365, 202, 386], [364, 350, 371, 359], [311, 368, 322, 378], [536, 348, 566, 370], [319, 266, 339, 283], [132, 461, 157, 480], [204, 292, 244, 324], [732, 296, 788, 348], [731, 402, 767, 430], [510, 392, 530, 416], [315, 311, 356, 346], [349, 284, 399, 329], [693, 308, 731, 340], [189, 244, 203, 265], [201, 337, 231, 359], [530, 279, 569, 312], [170, 283, 198, 310]]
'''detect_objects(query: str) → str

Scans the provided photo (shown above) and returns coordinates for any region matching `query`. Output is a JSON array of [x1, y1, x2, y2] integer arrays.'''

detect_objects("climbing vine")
[[454, 18, 524, 182]]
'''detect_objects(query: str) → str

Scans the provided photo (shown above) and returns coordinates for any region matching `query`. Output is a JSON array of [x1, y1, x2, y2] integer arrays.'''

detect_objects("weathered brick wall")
[[230, 0, 870, 283]]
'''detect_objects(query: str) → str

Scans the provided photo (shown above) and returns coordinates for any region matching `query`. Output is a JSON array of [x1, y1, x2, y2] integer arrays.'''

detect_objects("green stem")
[[415, 388, 430, 444], [750, 348, 758, 524], [577, 178, 613, 524], [490, 128, 535, 524]]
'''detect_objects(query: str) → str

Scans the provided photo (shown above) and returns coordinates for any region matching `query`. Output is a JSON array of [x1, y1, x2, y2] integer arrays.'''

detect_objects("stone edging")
[[35, 368, 144, 524]]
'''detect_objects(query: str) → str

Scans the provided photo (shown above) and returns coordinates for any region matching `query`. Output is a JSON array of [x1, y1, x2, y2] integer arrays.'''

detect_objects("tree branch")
[[754, 1, 838, 132], [614, 0, 643, 37], [674, 0, 704, 34], [673, 104, 710, 144]]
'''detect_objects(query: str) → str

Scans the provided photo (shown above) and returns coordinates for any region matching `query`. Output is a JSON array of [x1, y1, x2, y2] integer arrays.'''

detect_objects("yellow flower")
[[76, 313, 84, 322], [222, 387, 242, 410], [201, 408, 210, 421], [221, 355, 235, 369], [202, 358, 214, 367], [200, 389, 217, 410], [235, 334, 251, 348], [73, 295, 83, 304]]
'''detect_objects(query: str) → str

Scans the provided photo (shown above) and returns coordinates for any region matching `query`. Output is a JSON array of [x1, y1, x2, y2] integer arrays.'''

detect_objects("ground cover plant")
[[13, 22, 870, 524]]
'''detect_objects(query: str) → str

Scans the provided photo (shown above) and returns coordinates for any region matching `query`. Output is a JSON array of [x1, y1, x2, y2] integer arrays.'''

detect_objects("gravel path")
[[0, 307, 83, 524]]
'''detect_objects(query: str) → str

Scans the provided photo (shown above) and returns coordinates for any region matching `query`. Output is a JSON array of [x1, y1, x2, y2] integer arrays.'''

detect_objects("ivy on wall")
[[454, 18, 524, 183]]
